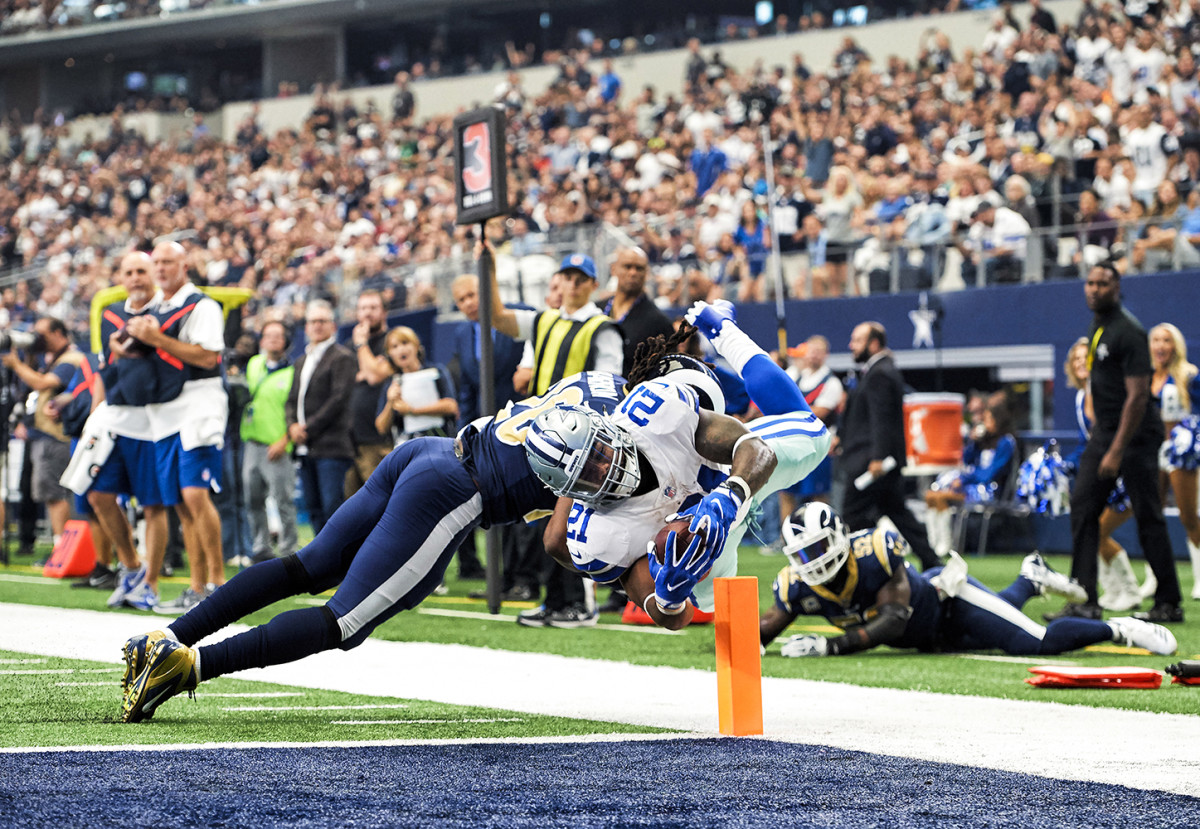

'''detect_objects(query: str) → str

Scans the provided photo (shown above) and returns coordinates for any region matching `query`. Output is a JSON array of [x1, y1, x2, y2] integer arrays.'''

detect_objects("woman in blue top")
[[732, 200, 770, 302], [1061, 337, 1147, 611], [1150, 322, 1200, 600], [923, 398, 1017, 559]]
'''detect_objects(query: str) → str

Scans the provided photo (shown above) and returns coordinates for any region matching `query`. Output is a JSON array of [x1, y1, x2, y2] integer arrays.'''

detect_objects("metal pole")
[[761, 124, 788, 354], [477, 225, 502, 615]]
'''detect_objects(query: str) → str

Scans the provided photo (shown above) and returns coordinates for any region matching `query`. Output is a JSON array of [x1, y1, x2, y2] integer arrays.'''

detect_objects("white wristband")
[[647, 593, 685, 616]]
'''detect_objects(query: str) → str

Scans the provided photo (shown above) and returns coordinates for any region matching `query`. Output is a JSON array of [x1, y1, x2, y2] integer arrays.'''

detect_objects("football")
[[652, 519, 695, 564]]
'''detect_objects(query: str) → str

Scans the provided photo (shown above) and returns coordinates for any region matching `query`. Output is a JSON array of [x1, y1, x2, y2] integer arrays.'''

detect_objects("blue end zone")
[[1, 738, 1193, 826]]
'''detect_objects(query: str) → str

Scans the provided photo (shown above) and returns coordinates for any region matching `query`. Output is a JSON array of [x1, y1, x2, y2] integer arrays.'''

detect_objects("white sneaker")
[[124, 581, 160, 612], [1108, 616, 1178, 655], [107, 566, 145, 609], [1098, 590, 1141, 612], [1020, 553, 1087, 603]]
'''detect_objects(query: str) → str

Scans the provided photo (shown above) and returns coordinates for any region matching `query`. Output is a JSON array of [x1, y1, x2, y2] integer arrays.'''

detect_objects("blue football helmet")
[[782, 502, 850, 586], [524, 405, 641, 505], [644, 353, 726, 414]]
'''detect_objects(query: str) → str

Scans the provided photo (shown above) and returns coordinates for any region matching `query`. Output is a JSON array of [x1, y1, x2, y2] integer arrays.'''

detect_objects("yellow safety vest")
[[531, 310, 613, 395]]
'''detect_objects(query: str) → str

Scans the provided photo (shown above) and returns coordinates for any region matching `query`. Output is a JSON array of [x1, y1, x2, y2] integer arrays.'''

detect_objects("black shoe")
[[598, 589, 629, 614], [71, 563, 116, 589], [458, 567, 487, 580], [516, 605, 550, 627], [1042, 602, 1102, 622], [160, 562, 175, 578], [1133, 603, 1185, 623], [468, 584, 536, 601], [16, 544, 35, 559], [545, 604, 599, 629]]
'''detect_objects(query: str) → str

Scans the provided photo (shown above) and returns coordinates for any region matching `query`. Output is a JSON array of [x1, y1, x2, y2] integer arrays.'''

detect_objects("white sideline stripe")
[[958, 655, 1077, 665], [2, 603, 1199, 797], [332, 718, 524, 725], [205, 692, 305, 699], [0, 668, 117, 675], [55, 681, 112, 687], [417, 607, 686, 635], [0, 658, 46, 664], [222, 703, 410, 712], [0, 574, 61, 585], [0, 732, 704, 754]]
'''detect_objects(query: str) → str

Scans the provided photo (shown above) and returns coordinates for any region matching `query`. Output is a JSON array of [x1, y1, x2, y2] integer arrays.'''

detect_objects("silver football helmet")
[[524, 405, 641, 505], [782, 502, 851, 586]]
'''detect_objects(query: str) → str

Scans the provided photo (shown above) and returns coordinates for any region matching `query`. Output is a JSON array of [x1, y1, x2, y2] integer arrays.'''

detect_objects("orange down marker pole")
[[714, 576, 763, 736]]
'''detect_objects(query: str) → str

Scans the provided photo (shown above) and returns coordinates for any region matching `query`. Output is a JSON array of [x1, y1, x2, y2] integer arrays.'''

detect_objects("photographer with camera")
[[1, 316, 84, 552]]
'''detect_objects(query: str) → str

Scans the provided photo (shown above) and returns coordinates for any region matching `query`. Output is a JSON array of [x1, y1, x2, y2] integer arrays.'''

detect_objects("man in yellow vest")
[[492, 252, 623, 628]]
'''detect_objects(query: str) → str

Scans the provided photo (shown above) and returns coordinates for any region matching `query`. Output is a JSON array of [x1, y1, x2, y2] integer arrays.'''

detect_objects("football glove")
[[684, 299, 737, 342], [646, 523, 711, 613], [680, 483, 742, 556], [780, 634, 829, 658]]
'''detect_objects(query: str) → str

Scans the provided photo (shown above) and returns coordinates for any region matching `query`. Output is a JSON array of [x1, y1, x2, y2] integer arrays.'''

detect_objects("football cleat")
[[1108, 616, 1178, 655], [121, 638, 198, 723], [121, 630, 167, 693], [1020, 553, 1087, 603]]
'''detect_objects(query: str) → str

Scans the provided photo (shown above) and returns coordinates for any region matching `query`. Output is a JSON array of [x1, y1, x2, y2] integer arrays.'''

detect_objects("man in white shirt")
[[1122, 103, 1179, 205], [964, 201, 1031, 285], [125, 241, 228, 614]]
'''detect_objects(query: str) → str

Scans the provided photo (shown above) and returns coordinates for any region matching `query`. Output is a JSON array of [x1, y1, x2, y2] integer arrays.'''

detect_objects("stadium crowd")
[[0, 1, 1198, 609]]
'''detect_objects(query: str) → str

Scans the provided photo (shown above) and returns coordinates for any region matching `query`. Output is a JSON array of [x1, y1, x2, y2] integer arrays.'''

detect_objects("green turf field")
[[2, 541, 1197, 718], [0, 647, 670, 748]]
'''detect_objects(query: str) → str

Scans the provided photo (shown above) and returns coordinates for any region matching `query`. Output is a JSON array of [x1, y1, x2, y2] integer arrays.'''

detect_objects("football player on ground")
[[536, 301, 832, 629], [760, 502, 1177, 658]]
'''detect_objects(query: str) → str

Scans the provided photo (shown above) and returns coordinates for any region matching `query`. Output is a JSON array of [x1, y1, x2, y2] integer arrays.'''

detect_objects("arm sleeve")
[[961, 435, 1016, 486], [591, 325, 625, 375]]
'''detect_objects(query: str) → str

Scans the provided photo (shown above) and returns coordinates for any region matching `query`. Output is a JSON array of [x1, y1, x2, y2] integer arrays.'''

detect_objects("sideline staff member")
[[1048, 262, 1183, 623]]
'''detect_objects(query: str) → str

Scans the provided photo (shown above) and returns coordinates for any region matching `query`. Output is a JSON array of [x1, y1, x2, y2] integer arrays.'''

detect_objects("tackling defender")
[[761, 502, 1177, 658]]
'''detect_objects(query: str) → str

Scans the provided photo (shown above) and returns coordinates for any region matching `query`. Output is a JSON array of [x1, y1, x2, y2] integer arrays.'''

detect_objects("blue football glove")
[[684, 300, 737, 342], [680, 483, 743, 556], [780, 634, 829, 658], [646, 523, 712, 613]]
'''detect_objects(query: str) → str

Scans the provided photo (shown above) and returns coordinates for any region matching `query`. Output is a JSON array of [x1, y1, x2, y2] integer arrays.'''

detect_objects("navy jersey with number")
[[771, 527, 943, 650], [457, 371, 625, 526]]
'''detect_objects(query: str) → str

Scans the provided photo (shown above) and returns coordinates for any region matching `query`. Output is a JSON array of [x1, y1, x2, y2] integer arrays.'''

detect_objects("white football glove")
[[780, 634, 829, 658]]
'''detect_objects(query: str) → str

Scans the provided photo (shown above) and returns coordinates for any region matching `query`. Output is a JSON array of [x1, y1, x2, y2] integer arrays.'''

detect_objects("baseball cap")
[[558, 253, 597, 280]]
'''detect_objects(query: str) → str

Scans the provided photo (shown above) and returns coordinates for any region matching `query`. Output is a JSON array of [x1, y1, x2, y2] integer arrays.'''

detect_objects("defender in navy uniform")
[[119, 371, 626, 722], [760, 503, 1177, 658]]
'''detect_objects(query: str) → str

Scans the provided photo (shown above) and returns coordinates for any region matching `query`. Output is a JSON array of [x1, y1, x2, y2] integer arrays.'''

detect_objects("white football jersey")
[[566, 380, 706, 583]]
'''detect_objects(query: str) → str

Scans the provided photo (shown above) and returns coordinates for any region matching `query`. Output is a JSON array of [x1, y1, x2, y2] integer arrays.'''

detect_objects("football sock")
[[1040, 618, 1112, 653], [170, 558, 297, 647], [198, 606, 342, 681], [1000, 576, 1038, 609], [741, 353, 811, 415]]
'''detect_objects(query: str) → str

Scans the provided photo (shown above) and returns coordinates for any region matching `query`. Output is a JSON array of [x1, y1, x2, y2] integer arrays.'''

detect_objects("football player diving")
[[533, 300, 832, 629], [117, 302, 787, 721], [760, 502, 1178, 657]]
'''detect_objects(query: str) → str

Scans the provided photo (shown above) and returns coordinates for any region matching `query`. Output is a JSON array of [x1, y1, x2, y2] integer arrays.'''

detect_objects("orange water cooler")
[[902, 393, 965, 467]]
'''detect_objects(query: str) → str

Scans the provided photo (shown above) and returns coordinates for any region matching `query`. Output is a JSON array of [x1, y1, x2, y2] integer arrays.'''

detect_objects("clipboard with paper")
[[400, 368, 446, 434]]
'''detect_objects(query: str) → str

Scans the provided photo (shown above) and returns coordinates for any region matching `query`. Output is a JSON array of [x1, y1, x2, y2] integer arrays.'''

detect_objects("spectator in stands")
[[346, 290, 392, 497], [2, 315, 83, 551], [391, 71, 415, 124], [962, 199, 1031, 285], [1130, 178, 1187, 271], [286, 299, 356, 536], [241, 320, 298, 565], [1074, 188, 1119, 269], [1123, 103, 1179, 206], [732, 200, 770, 301], [690, 128, 727, 197], [817, 166, 864, 297], [923, 398, 1018, 559]]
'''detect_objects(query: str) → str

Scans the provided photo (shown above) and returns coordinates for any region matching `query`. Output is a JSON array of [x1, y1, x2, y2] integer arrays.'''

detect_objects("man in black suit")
[[450, 273, 527, 585], [838, 321, 939, 570], [286, 300, 357, 535]]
